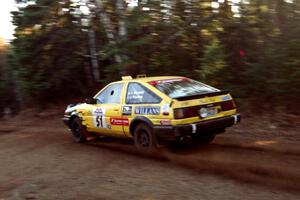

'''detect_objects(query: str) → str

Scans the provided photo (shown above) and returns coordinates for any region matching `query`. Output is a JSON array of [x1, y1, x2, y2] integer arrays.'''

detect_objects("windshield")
[[148, 78, 219, 99]]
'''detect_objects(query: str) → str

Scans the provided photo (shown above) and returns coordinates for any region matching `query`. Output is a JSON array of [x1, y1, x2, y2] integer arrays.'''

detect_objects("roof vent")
[[122, 76, 133, 80]]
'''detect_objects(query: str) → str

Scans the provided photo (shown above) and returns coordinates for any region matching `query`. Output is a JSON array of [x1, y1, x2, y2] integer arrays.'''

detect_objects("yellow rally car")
[[63, 76, 241, 150]]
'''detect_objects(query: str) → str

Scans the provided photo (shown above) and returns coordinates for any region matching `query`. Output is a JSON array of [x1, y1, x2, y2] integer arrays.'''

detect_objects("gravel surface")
[[0, 114, 299, 200]]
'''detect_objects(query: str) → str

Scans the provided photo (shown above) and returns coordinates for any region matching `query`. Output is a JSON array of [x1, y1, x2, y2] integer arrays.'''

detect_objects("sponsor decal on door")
[[135, 106, 160, 115], [122, 106, 132, 115], [110, 117, 129, 126]]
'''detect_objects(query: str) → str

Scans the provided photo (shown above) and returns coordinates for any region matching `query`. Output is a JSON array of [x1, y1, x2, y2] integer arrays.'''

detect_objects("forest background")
[[0, 0, 299, 116]]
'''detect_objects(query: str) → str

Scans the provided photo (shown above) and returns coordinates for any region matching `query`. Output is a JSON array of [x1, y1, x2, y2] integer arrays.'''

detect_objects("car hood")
[[65, 103, 86, 113]]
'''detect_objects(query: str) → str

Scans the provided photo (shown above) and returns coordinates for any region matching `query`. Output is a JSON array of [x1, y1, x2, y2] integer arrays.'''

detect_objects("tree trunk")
[[83, 60, 94, 91], [88, 28, 100, 82], [116, 0, 129, 75], [116, 0, 127, 41], [94, 0, 123, 64]]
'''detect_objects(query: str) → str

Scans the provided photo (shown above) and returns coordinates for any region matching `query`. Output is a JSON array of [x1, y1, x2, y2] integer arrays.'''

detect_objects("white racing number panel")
[[92, 107, 108, 129]]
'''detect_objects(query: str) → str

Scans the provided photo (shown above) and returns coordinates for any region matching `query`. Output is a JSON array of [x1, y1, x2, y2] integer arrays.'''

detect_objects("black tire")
[[134, 123, 157, 151], [70, 117, 87, 143]]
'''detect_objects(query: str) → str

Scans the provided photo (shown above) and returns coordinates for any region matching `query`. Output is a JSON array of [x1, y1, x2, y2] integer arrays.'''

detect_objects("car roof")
[[113, 76, 184, 84], [94, 76, 186, 99]]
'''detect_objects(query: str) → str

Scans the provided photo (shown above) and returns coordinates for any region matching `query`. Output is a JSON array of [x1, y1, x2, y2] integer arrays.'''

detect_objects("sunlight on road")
[[255, 141, 278, 146]]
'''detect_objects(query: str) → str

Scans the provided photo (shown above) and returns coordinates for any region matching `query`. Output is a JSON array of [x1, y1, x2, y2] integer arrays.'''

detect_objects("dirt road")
[[0, 114, 299, 200]]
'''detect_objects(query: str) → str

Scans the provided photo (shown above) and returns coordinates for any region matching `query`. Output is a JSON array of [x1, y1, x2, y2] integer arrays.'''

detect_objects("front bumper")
[[154, 114, 241, 142], [62, 115, 71, 127]]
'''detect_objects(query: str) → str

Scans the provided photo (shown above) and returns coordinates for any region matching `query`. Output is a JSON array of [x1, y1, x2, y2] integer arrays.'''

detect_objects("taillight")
[[174, 107, 199, 119], [174, 100, 236, 119], [221, 100, 236, 111], [174, 108, 184, 119]]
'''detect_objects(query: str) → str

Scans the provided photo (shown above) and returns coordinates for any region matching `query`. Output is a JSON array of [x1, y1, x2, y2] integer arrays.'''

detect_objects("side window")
[[126, 83, 161, 104], [96, 83, 124, 104]]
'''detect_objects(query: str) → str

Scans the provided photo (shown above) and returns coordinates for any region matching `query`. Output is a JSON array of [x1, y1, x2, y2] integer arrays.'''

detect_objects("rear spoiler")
[[174, 90, 230, 101]]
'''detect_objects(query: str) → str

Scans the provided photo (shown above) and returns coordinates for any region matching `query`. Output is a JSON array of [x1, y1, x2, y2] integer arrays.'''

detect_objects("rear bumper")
[[154, 114, 241, 142]]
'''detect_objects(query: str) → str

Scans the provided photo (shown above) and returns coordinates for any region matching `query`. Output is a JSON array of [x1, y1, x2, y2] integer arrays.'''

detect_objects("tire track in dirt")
[[1, 117, 299, 194], [214, 136, 300, 156], [87, 136, 300, 193]]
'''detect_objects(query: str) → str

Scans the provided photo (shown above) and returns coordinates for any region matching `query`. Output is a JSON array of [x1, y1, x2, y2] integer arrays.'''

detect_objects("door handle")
[[113, 109, 119, 111]]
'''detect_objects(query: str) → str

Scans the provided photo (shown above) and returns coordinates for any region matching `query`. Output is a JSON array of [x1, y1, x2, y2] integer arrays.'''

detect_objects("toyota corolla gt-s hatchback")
[[63, 75, 241, 150]]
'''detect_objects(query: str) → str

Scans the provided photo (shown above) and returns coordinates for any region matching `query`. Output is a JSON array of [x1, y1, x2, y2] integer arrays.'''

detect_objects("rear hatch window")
[[148, 78, 219, 100]]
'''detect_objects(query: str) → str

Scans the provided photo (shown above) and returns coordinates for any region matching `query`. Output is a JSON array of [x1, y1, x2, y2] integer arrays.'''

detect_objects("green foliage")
[[5, 0, 300, 109], [10, 0, 89, 104], [198, 38, 227, 86]]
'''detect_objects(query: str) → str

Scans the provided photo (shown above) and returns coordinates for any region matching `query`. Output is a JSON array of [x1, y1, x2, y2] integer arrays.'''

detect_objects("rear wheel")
[[134, 123, 157, 152], [70, 117, 87, 143]]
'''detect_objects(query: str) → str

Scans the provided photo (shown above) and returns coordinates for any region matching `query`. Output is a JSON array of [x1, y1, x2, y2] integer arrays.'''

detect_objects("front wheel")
[[134, 124, 157, 152], [70, 117, 87, 143]]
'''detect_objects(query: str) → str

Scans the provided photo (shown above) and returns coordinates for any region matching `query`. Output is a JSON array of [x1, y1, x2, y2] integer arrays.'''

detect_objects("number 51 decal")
[[96, 116, 104, 127], [93, 107, 107, 129]]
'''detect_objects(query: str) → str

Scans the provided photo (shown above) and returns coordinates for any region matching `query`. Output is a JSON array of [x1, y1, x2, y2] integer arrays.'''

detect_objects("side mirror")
[[85, 98, 97, 104]]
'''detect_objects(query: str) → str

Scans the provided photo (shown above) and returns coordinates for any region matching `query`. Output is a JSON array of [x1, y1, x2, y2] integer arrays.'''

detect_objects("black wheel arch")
[[69, 115, 87, 143], [130, 116, 153, 136], [69, 114, 81, 128]]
